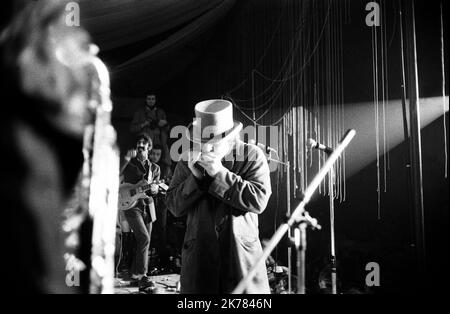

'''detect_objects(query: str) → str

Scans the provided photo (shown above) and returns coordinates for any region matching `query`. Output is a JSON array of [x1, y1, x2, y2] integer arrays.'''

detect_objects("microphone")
[[307, 138, 333, 155], [249, 139, 277, 154]]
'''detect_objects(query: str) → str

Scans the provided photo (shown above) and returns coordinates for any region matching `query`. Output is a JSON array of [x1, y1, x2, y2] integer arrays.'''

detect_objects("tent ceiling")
[[77, 0, 236, 93]]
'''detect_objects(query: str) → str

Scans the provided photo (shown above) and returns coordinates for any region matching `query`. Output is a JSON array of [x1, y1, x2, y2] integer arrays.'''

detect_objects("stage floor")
[[114, 274, 180, 294]]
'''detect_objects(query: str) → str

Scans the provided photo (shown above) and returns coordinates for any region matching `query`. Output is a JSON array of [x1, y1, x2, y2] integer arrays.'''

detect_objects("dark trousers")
[[124, 208, 152, 276], [154, 198, 169, 266]]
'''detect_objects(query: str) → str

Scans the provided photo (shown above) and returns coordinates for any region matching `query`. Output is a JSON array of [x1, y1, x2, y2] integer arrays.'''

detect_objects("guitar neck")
[[140, 181, 161, 192]]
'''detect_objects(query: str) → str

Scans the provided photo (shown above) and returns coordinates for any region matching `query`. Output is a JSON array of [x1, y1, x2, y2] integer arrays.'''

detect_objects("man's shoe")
[[128, 278, 139, 287], [128, 274, 143, 287], [138, 276, 156, 291]]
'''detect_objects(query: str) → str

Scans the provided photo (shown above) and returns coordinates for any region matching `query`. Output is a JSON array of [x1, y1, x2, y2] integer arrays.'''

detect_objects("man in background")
[[130, 93, 171, 166]]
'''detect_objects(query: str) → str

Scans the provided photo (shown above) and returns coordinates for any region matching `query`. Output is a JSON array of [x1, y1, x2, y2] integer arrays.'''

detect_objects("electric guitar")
[[118, 179, 169, 211]]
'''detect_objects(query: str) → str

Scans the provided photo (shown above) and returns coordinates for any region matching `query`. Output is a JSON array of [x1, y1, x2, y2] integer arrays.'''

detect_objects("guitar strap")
[[146, 163, 152, 182], [146, 161, 155, 183]]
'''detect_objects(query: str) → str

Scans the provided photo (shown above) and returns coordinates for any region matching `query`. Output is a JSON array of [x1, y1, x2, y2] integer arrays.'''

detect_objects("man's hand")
[[149, 183, 159, 195], [125, 149, 137, 162], [187, 151, 203, 179], [158, 119, 167, 127], [196, 153, 226, 177]]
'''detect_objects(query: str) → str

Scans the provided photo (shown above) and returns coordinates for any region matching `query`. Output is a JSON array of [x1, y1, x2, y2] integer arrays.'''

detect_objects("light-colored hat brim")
[[187, 121, 243, 144]]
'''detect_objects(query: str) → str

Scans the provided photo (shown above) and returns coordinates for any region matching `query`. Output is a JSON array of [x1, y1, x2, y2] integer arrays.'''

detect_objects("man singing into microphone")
[[166, 99, 272, 294]]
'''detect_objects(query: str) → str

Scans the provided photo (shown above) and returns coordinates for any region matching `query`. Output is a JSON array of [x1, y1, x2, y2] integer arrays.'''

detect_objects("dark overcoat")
[[166, 140, 272, 294]]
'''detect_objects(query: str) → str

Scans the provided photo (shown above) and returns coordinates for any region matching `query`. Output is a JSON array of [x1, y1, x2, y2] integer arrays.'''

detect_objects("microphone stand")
[[293, 211, 318, 293], [233, 130, 356, 294], [268, 159, 319, 295], [266, 152, 333, 294], [311, 144, 337, 294], [267, 157, 299, 294], [266, 155, 292, 293], [328, 161, 337, 294]]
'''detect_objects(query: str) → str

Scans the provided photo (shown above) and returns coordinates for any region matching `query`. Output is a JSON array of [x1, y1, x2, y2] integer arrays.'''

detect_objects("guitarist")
[[121, 133, 160, 288]]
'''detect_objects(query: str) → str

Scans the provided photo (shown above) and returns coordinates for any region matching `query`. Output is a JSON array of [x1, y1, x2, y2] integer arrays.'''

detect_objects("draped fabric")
[[78, 0, 236, 87], [81, 0, 233, 50], [113, 0, 236, 72]]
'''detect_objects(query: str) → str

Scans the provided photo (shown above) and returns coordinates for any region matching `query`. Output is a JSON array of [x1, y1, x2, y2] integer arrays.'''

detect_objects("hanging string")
[[255, 28, 311, 123], [380, 0, 388, 193], [330, 0, 336, 199], [313, 0, 321, 194], [232, 4, 309, 107], [274, 162, 281, 264], [226, 3, 286, 96], [234, 35, 303, 115], [292, 8, 298, 195], [339, 0, 344, 201], [233, 1, 331, 115], [388, 0, 398, 48], [339, 0, 346, 202], [230, 0, 348, 204], [371, 11, 381, 219], [383, 0, 391, 172], [345, 0, 351, 25], [334, 0, 340, 200], [440, 1, 448, 178]]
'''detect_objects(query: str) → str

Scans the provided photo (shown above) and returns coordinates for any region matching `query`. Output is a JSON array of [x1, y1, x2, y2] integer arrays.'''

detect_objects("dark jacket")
[[130, 106, 167, 144], [122, 157, 160, 223], [166, 140, 272, 294]]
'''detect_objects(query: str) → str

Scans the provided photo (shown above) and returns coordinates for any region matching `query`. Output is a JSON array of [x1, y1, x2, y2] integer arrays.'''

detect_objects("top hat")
[[187, 99, 243, 144]]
